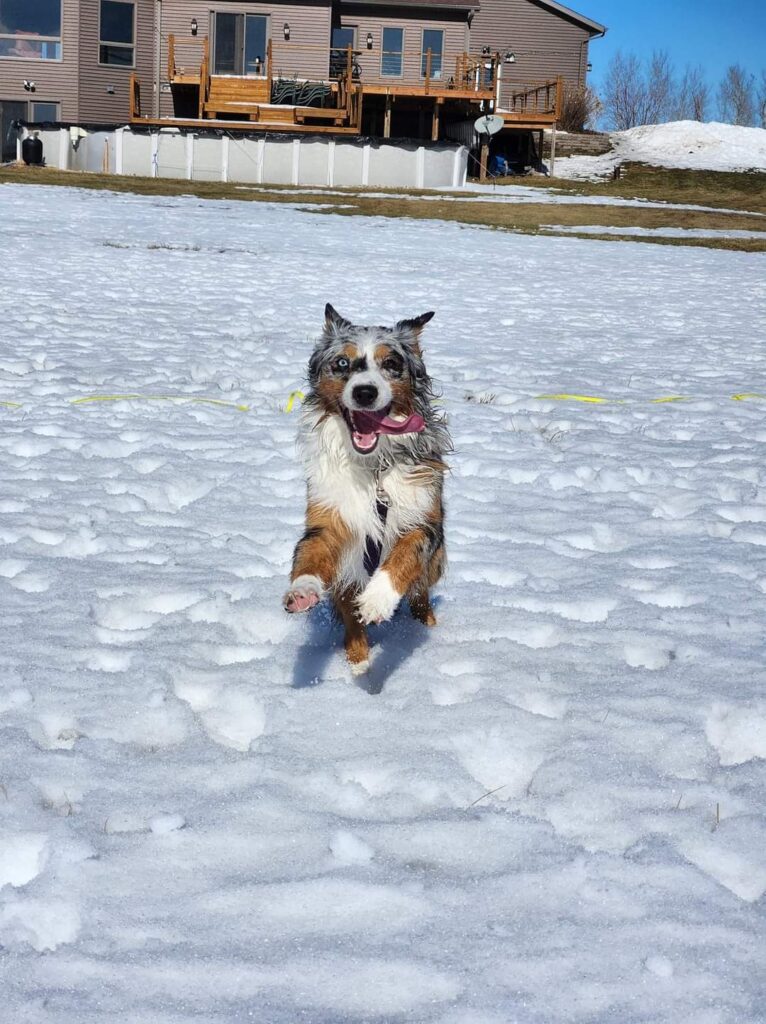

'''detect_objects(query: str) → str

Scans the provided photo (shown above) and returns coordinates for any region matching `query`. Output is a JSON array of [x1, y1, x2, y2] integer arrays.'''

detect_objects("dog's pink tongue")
[[354, 411, 426, 435]]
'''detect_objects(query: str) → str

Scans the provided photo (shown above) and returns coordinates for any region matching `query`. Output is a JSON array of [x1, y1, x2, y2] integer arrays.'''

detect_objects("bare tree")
[[603, 51, 647, 129], [645, 50, 675, 123], [758, 70, 766, 129], [718, 64, 756, 125], [676, 64, 709, 121], [602, 49, 679, 129], [559, 84, 603, 132]]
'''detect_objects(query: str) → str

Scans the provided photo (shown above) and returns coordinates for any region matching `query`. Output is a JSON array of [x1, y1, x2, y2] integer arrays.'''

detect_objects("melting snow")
[[555, 119, 766, 179], [0, 183, 765, 1022]]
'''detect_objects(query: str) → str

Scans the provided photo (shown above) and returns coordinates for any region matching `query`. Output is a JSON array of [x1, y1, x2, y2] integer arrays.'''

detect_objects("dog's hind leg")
[[333, 588, 370, 674], [408, 586, 437, 626], [408, 542, 445, 625]]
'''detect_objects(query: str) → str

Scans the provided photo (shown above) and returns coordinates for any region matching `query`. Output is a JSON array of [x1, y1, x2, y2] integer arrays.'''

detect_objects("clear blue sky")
[[582, 0, 765, 94]]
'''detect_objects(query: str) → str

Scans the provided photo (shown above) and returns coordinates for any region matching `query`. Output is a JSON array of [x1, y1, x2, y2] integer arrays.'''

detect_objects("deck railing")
[[167, 34, 497, 98], [169, 34, 209, 80], [504, 77, 563, 118]]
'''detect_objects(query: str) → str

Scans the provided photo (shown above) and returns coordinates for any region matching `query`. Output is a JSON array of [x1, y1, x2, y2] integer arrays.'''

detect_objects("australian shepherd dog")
[[283, 304, 451, 675]]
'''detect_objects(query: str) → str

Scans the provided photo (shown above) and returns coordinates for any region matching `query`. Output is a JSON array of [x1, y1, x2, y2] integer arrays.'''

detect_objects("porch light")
[[283, 22, 290, 40], [481, 46, 491, 56], [366, 32, 373, 49], [190, 18, 198, 36], [504, 51, 516, 64], [587, 61, 593, 72]]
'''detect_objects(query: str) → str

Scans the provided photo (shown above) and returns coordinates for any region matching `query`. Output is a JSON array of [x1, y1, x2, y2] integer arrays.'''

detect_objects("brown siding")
[[0, 0, 80, 120], [158, 0, 332, 117], [470, 0, 595, 108], [78, 0, 156, 122], [339, 5, 469, 87]]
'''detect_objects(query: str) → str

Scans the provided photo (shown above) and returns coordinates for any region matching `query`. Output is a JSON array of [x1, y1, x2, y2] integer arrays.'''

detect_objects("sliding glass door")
[[213, 12, 268, 76]]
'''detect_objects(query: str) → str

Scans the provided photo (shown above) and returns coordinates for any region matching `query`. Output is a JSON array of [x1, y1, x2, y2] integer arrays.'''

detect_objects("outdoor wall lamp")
[[587, 61, 592, 72], [190, 18, 198, 36], [366, 32, 373, 49], [504, 51, 516, 64], [283, 22, 290, 40], [481, 46, 491, 56], [23, 80, 36, 92]]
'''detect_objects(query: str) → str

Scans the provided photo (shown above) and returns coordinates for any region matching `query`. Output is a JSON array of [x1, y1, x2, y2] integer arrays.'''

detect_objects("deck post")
[[168, 33, 175, 79], [425, 49, 432, 95], [479, 138, 488, 181], [383, 94, 392, 138], [550, 123, 556, 176], [431, 100, 440, 141]]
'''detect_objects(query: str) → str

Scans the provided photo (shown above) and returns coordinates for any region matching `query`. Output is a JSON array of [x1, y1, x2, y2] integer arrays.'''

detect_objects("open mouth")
[[343, 407, 426, 455]]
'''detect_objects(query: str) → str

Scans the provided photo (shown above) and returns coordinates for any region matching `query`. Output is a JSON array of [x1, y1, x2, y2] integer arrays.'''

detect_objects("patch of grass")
[[2, 163, 765, 252], [495, 163, 766, 215], [546, 231, 766, 253]]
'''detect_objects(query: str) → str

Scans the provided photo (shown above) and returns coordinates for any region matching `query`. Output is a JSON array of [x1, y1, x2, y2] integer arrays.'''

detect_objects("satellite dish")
[[474, 114, 504, 136]]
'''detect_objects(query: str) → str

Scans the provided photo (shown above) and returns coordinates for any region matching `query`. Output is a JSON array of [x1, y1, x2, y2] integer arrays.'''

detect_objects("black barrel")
[[22, 134, 44, 166]]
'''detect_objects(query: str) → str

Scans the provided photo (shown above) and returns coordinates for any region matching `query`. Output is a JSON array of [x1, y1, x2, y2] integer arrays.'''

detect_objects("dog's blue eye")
[[334, 357, 350, 373]]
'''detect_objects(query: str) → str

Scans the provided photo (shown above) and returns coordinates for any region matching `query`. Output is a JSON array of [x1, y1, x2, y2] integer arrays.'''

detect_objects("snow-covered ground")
[[1, 183, 766, 1023], [554, 120, 766, 179]]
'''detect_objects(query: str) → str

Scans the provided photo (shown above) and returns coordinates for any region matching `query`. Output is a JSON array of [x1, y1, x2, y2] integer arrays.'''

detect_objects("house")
[[1, 0, 605, 164]]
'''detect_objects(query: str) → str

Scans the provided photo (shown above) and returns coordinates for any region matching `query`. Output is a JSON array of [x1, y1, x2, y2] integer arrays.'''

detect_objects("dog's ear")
[[395, 311, 434, 355], [324, 303, 354, 334]]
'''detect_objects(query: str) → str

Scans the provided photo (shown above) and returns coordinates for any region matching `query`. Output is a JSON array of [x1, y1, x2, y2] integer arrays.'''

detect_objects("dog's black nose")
[[352, 384, 378, 408]]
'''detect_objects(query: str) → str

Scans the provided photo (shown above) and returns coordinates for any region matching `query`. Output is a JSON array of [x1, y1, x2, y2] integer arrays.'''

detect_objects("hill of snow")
[[555, 120, 766, 179], [1, 184, 765, 1023]]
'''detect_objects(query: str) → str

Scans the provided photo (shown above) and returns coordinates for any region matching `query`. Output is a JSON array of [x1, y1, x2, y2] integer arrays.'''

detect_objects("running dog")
[[284, 304, 451, 675]]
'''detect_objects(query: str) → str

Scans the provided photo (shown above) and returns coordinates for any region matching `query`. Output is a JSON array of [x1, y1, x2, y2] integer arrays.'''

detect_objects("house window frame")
[[420, 27, 443, 79], [211, 10, 270, 77], [98, 0, 136, 69], [330, 24, 357, 77], [30, 99, 60, 121], [380, 26, 404, 79], [0, 0, 63, 62]]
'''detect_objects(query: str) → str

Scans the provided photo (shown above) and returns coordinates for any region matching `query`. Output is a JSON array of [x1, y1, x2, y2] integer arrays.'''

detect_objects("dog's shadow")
[[291, 599, 438, 694]]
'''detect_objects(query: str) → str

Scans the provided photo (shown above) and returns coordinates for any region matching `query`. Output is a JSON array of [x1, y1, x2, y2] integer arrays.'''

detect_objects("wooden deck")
[[128, 35, 562, 139]]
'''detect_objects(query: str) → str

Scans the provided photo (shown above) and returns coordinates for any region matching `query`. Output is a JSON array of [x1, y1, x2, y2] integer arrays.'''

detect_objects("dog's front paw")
[[284, 574, 323, 614], [356, 570, 401, 625]]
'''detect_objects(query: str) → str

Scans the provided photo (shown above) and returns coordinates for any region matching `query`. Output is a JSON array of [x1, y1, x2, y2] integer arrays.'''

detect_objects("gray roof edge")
[[534, 0, 606, 36]]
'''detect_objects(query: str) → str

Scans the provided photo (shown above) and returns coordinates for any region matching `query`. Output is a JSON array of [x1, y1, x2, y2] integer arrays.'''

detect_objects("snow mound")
[[555, 120, 766, 179]]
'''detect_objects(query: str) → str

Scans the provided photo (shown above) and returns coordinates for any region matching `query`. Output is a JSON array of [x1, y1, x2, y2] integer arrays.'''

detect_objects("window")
[[213, 12, 268, 76], [0, 0, 62, 61], [381, 27, 403, 78], [330, 25, 355, 77], [99, 0, 134, 67], [31, 100, 59, 121], [421, 29, 443, 79]]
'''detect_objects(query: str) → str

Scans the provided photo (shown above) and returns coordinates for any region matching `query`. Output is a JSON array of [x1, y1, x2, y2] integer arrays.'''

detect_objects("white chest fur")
[[301, 414, 436, 587]]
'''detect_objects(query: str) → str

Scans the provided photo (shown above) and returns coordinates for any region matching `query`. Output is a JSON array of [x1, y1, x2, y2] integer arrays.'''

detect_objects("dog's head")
[[307, 304, 436, 457]]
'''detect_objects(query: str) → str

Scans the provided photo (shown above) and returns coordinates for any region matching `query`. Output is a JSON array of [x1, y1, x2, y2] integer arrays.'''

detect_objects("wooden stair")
[[295, 107, 349, 126], [204, 76, 271, 119]]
